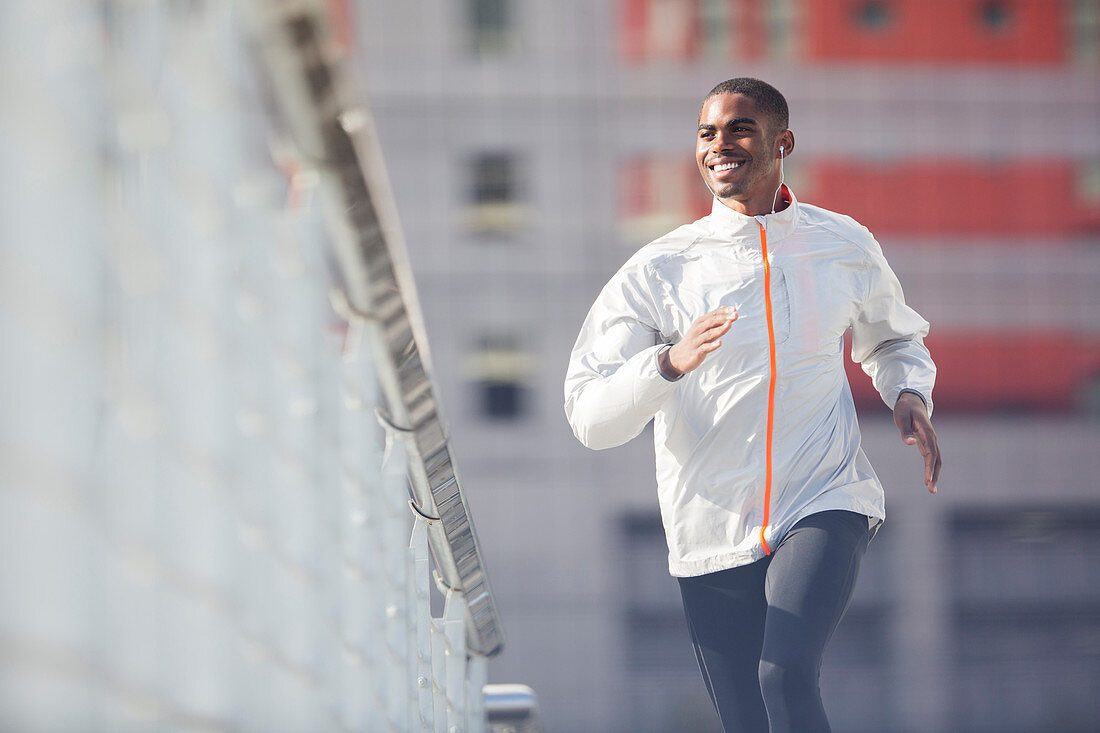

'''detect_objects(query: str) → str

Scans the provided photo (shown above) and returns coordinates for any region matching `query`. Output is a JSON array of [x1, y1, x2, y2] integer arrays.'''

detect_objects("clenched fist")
[[659, 307, 738, 379]]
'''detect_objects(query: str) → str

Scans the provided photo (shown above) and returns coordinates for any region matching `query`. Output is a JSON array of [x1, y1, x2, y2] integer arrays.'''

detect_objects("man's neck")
[[717, 189, 790, 218]]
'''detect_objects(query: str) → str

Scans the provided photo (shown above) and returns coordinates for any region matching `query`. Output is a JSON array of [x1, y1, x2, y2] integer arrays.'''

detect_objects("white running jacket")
[[565, 188, 935, 577]]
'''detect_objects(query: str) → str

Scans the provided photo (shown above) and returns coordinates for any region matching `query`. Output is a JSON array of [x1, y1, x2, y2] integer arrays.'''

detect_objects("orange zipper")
[[759, 222, 776, 555]]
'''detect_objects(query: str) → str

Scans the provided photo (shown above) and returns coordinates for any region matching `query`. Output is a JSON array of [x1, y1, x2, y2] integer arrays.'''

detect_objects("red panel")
[[686, 160, 712, 219], [620, 158, 652, 218], [806, 0, 1066, 64], [844, 331, 1100, 413], [803, 159, 1088, 235], [624, 155, 1100, 237], [622, 0, 649, 62], [326, 0, 353, 50], [739, 0, 766, 60], [684, 0, 702, 60]]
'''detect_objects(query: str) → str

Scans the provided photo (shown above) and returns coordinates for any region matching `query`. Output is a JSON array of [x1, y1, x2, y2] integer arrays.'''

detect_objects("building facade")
[[353, 1, 1100, 730]]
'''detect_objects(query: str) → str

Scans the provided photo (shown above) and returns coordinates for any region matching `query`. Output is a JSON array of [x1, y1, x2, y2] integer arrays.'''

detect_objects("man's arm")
[[852, 237, 942, 492], [565, 302, 737, 450], [564, 270, 674, 450], [564, 248, 739, 451]]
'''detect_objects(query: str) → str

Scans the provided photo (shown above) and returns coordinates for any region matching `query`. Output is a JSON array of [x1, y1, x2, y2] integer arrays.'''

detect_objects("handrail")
[[244, 0, 504, 657]]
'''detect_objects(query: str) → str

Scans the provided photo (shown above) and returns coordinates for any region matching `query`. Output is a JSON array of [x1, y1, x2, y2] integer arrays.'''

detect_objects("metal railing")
[[0, 0, 533, 729], [242, 0, 504, 661]]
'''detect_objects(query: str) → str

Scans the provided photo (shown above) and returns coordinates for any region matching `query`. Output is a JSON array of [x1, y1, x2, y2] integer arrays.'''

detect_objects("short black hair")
[[703, 78, 789, 135]]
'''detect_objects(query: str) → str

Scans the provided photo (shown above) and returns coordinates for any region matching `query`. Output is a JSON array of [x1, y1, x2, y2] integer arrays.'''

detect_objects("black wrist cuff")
[[656, 344, 684, 382], [897, 389, 927, 409]]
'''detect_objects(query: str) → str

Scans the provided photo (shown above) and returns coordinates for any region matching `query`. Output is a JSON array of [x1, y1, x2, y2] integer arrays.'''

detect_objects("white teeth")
[[713, 162, 742, 171]]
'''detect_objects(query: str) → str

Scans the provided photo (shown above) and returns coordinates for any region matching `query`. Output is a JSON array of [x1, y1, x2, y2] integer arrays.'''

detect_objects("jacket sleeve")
[[851, 237, 937, 416], [564, 263, 680, 450]]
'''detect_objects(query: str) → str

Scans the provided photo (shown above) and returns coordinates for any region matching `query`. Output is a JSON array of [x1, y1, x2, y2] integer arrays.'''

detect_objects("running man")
[[564, 78, 941, 732]]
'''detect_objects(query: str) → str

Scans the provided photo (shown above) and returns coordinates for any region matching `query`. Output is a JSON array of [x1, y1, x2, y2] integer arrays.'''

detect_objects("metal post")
[[408, 510, 433, 732], [443, 588, 468, 732], [465, 654, 488, 733]]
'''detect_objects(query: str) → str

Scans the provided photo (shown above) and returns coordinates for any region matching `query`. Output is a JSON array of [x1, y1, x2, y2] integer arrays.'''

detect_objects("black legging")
[[677, 510, 872, 733]]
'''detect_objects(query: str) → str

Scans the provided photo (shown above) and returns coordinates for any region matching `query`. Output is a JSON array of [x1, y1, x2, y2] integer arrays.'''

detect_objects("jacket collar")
[[705, 185, 800, 243]]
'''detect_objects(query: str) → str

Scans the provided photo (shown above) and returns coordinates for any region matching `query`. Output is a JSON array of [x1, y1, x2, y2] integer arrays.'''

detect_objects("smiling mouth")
[[710, 161, 744, 172]]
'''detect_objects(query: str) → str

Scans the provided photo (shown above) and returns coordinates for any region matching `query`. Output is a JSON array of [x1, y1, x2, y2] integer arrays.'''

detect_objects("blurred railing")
[[242, 0, 505, 659], [0, 0, 534, 730]]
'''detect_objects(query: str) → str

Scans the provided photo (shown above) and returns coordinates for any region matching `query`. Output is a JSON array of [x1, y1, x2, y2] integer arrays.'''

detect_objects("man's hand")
[[893, 392, 941, 494], [660, 307, 737, 378]]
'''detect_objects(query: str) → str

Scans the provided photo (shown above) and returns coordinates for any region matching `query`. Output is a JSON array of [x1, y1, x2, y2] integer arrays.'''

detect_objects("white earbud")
[[779, 145, 785, 158]]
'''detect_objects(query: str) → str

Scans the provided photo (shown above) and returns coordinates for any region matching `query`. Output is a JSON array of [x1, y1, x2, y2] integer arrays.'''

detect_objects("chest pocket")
[[667, 262, 792, 347]]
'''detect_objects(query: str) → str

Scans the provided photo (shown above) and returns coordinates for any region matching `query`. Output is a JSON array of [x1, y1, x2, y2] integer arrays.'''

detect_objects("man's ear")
[[776, 131, 795, 159]]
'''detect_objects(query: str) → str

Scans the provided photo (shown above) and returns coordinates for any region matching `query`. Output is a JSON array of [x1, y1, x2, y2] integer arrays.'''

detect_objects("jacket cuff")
[[655, 344, 684, 382], [895, 388, 932, 415]]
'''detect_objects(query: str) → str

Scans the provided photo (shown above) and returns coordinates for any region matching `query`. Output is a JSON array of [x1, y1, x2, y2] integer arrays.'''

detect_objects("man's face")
[[696, 93, 783, 209]]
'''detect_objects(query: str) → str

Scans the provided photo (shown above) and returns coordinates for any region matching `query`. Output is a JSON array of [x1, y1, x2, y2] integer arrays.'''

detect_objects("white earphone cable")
[[770, 145, 785, 214]]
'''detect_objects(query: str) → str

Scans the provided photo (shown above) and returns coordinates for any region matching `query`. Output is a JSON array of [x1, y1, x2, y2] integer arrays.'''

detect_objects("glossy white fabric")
[[564, 190, 935, 577]]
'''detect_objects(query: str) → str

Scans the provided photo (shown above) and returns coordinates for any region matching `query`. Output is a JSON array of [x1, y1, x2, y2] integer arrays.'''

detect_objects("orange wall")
[[806, 0, 1066, 64], [845, 331, 1100, 413], [802, 159, 1096, 235], [621, 0, 1073, 64]]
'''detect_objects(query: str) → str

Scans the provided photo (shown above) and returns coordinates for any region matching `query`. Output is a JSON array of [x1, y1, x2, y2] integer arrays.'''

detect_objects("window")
[[648, 0, 699, 60], [463, 152, 525, 236], [699, 0, 736, 59], [464, 335, 531, 420], [947, 509, 1100, 731], [978, 0, 1012, 32], [765, 0, 799, 60], [1071, 0, 1099, 65], [618, 156, 710, 245], [471, 152, 512, 205], [854, 0, 892, 31], [1079, 160, 1100, 204], [469, 0, 513, 55], [622, 0, 801, 63]]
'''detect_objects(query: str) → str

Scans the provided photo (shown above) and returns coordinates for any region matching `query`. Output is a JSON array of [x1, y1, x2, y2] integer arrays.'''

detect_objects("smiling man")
[[564, 78, 941, 732]]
